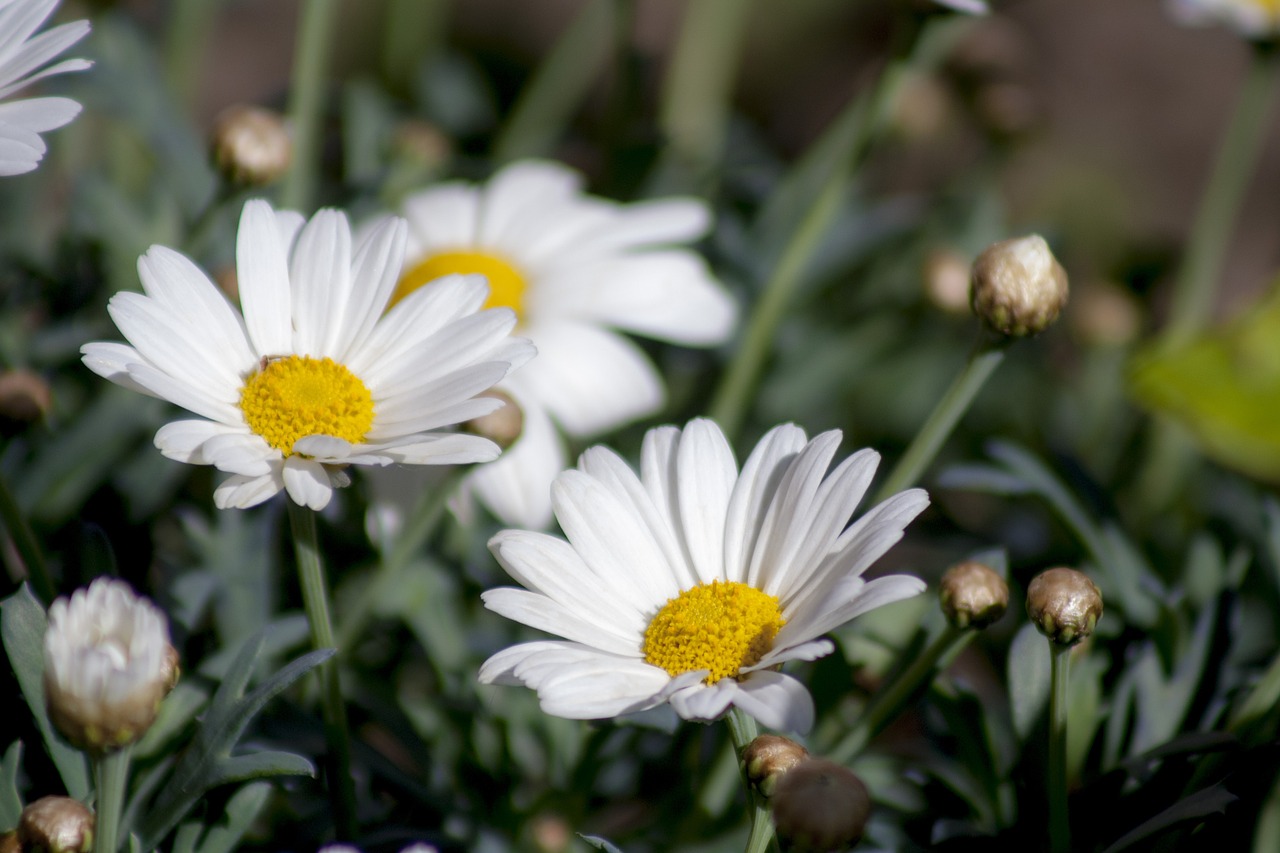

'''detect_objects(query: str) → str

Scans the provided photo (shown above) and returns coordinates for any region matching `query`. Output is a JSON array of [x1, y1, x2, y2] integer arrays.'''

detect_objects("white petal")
[[333, 216, 406, 360], [80, 342, 154, 396], [668, 680, 734, 722], [777, 574, 926, 650], [731, 671, 815, 734], [401, 183, 482, 251], [214, 473, 281, 509], [289, 208, 352, 356], [236, 200, 293, 356], [481, 588, 637, 655], [282, 456, 333, 509], [674, 419, 737, 584], [468, 396, 563, 529], [0, 96, 79, 132], [728, 424, 808, 585]]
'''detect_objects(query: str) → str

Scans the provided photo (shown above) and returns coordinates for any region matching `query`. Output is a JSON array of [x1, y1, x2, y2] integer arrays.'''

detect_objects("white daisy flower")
[[1168, 0, 1280, 36], [43, 578, 177, 753], [479, 418, 928, 734], [0, 0, 91, 176], [82, 199, 534, 511], [382, 159, 736, 529]]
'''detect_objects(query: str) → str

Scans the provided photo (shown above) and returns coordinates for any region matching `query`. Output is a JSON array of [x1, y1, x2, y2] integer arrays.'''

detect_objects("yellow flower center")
[[391, 249, 528, 317], [239, 355, 374, 455], [642, 581, 786, 685]]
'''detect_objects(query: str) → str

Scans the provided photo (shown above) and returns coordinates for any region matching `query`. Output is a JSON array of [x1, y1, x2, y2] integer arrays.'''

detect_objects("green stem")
[[162, 0, 222, 112], [335, 467, 468, 652], [282, 0, 340, 212], [93, 746, 132, 853], [1048, 644, 1072, 853], [830, 623, 968, 764], [726, 709, 773, 853], [0, 467, 54, 603], [872, 341, 1006, 504], [287, 501, 357, 839]]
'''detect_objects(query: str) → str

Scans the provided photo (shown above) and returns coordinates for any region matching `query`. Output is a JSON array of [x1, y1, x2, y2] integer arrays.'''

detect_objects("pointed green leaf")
[[579, 836, 626, 853], [0, 741, 23, 831], [1008, 622, 1049, 741], [192, 782, 273, 853]]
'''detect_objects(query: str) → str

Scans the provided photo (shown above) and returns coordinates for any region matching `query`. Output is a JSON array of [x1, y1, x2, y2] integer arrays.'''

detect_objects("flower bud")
[[771, 759, 871, 853], [923, 248, 973, 315], [742, 734, 810, 798], [0, 832, 18, 853], [44, 579, 178, 754], [18, 796, 94, 853], [970, 234, 1068, 337], [211, 105, 292, 186], [392, 120, 453, 172], [1026, 567, 1103, 646], [1069, 280, 1141, 348], [0, 369, 52, 433], [939, 560, 1008, 630], [462, 390, 524, 451]]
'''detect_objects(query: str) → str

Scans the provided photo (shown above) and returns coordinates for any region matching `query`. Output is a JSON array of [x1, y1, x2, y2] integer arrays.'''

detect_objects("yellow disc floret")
[[239, 355, 374, 455], [391, 249, 528, 317], [643, 581, 786, 684]]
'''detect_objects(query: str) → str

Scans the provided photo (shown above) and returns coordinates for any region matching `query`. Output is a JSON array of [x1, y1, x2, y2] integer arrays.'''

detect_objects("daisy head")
[[0, 0, 92, 176], [378, 159, 736, 530], [479, 419, 928, 734], [1168, 0, 1280, 37], [81, 199, 534, 511]]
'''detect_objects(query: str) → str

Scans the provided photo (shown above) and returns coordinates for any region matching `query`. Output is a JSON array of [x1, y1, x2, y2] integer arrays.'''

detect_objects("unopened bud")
[[1070, 280, 1141, 348], [939, 561, 1008, 630], [0, 369, 52, 433], [211, 105, 292, 186], [771, 759, 871, 853], [18, 796, 94, 853], [462, 391, 524, 451], [0, 831, 18, 853], [970, 234, 1068, 337], [923, 248, 974, 315], [742, 734, 810, 798], [1026, 567, 1103, 646], [392, 121, 453, 172]]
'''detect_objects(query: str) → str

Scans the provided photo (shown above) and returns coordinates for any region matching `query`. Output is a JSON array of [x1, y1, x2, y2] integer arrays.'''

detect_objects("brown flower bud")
[[211, 105, 292, 187], [18, 796, 95, 853], [939, 561, 1009, 630], [970, 235, 1068, 337], [0, 369, 52, 431], [462, 390, 523, 451], [771, 759, 871, 852], [742, 734, 810, 798], [1069, 280, 1141, 348], [923, 248, 973, 315], [1026, 567, 1103, 646], [0, 832, 18, 853]]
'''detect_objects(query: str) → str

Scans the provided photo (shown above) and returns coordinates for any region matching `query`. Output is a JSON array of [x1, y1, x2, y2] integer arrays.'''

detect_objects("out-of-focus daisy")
[[934, 0, 990, 14], [43, 578, 177, 753], [1169, 0, 1280, 36], [479, 419, 928, 734], [0, 0, 91, 176], [383, 160, 736, 529], [82, 199, 533, 511]]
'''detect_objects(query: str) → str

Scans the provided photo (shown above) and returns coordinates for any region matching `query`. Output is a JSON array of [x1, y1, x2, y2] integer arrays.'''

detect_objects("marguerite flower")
[[479, 419, 928, 734], [1169, 0, 1280, 36], [0, 0, 91, 176], [383, 160, 736, 529], [82, 199, 534, 511]]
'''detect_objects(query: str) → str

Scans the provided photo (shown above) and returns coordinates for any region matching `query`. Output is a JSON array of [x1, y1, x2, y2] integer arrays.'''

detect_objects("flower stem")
[[873, 340, 1006, 504], [0, 468, 54, 604], [1048, 643, 1072, 853], [282, 0, 340, 212], [93, 746, 132, 853], [830, 623, 968, 764], [726, 709, 774, 853], [287, 501, 357, 839]]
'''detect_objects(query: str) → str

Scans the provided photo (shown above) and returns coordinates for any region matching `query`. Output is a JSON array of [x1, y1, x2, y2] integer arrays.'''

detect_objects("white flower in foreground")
[[383, 159, 736, 529], [82, 199, 534, 510], [43, 578, 176, 753], [0, 0, 92, 176], [479, 419, 928, 734], [1169, 0, 1280, 36], [934, 0, 990, 14]]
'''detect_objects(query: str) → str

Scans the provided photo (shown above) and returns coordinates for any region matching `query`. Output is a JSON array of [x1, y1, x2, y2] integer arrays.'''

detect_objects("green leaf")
[[0, 741, 23, 831], [1007, 622, 1049, 741], [579, 835, 626, 853], [1101, 784, 1237, 853], [192, 782, 272, 853], [203, 752, 315, 788], [0, 585, 90, 799], [1129, 605, 1216, 756]]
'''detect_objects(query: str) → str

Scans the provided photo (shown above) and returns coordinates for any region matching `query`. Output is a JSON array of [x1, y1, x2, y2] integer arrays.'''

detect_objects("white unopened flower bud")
[[18, 796, 94, 853], [44, 579, 178, 754], [939, 560, 1009, 630], [970, 234, 1069, 337], [462, 390, 524, 451], [211, 105, 292, 187], [742, 734, 810, 798], [1026, 567, 1103, 647], [771, 759, 871, 852]]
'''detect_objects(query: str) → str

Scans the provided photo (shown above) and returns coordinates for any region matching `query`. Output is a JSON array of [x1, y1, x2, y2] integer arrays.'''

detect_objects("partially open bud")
[[1026, 567, 1103, 647], [939, 560, 1009, 630], [743, 734, 810, 798], [771, 759, 871, 852], [462, 390, 523, 451], [970, 234, 1068, 337], [211, 105, 292, 187], [18, 796, 94, 853], [44, 579, 178, 754]]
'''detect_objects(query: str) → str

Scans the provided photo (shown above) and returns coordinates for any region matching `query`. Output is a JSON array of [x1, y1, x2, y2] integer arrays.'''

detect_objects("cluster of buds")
[[43, 578, 179, 755], [742, 736, 870, 851]]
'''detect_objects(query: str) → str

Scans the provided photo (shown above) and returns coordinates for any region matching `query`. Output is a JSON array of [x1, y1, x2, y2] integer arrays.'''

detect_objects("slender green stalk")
[[0, 469, 54, 603], [162, 0, 222, 111], [872, 341, 1006, 504], [381, 0, 449, 92], [1048, 644, 1072, 853], [282, 0, 341, 212], [287, 501, 357, 839], [335, 467, 468, 652], [726, 709, 774, 853], [830, 623, 967, 764], [93, 746, 132, 853]]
